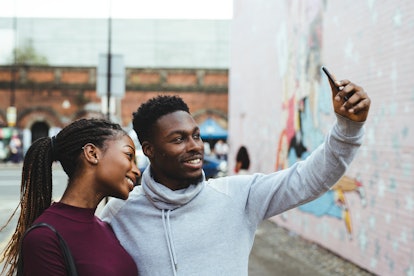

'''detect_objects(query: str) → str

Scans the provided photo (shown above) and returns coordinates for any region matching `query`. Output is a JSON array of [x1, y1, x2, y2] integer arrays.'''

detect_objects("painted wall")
[[229, 1, 414, 275]]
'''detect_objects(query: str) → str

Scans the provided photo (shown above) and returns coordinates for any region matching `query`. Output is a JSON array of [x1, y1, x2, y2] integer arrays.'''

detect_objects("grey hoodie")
[[100, 115, 365, 276]]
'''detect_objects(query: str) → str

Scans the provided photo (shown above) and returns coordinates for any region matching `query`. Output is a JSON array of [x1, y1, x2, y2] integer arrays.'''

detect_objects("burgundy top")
[[22, 202, 138, 275]]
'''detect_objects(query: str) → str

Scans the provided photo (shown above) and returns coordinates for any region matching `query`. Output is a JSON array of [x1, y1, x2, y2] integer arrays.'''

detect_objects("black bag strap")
[[18, 222, 78, 276]]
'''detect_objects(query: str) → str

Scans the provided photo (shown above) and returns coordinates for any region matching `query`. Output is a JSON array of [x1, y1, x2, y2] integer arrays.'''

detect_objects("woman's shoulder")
[[22, 223, 61, 258]]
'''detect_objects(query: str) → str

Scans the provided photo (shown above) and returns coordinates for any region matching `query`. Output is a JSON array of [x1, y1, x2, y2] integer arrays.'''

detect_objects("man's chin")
[[186, 173, 204, 185]]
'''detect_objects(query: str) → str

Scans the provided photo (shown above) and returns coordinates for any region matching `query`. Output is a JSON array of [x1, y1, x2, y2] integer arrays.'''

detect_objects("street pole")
[[7, 5, 17, 128], [106, 4, 112, 121], [11, 15, 16, 107], [105, 0, 112, 204]]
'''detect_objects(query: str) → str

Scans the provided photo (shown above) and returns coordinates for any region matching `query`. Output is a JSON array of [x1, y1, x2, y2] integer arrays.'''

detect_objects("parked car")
[[202, 155, 227, 179]]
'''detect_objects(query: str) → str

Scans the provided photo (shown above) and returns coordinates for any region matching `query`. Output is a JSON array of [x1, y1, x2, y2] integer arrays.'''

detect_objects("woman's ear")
[[82, 143, 99, 165], [141, 141, 153, 159]]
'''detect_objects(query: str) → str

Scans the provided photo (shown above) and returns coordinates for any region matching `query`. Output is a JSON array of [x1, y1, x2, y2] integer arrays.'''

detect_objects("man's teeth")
[[187, 159, 201, 164], [127, 178, 134, 185]]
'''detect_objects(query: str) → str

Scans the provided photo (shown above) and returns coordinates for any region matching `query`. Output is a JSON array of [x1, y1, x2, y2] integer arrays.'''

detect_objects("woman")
[[234, 146, 250, 175], [0, 118, 140, 275]]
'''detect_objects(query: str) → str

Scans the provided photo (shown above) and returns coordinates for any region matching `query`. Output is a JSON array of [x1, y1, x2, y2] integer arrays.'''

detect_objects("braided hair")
[[0, 118, 126, 276], [132, 95, 190, 145]]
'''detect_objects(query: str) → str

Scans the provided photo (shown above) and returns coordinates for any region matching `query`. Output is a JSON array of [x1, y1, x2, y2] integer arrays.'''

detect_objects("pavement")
[[249, 220, 374, 276]]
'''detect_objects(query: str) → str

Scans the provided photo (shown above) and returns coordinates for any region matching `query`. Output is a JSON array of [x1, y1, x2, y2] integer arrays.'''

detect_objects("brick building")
[[0, 65, 228, 153], [0, 17, 231, 154]]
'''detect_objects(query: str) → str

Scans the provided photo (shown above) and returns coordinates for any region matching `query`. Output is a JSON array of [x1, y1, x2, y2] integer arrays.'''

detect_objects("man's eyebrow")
[[166, 126, 200, 136], [166, 130, 186, 137]]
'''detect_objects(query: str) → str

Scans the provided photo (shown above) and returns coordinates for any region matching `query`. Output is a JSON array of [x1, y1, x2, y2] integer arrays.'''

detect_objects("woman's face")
[[95, 135, 141, 199]]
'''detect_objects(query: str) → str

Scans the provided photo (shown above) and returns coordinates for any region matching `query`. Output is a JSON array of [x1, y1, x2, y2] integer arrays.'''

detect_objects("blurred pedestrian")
[[0, 118, 140, 276], [8, 131, 23, 163], [214, 139, 229, 160], [235, 145, 250, 174], [101, 74, 371, 275], [204, 142, 212, 155]]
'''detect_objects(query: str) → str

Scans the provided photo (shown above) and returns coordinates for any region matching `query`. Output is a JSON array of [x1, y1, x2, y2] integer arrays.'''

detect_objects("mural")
[[230, 0, 414, 273], [273, 1, 366, 239]]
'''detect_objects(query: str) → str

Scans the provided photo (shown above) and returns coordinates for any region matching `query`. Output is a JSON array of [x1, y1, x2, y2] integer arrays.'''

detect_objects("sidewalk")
[[249, 220, 374, 276], [0, 162, 22, 170]]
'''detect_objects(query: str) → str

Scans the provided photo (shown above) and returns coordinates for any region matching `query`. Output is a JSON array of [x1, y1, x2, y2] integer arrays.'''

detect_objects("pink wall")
[[229, 1, 414, 275]]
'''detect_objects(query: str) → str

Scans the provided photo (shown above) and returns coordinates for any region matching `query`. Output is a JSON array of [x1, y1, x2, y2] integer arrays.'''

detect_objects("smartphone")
[[321, 66, 353, 101], [321, 66, 337, 88]]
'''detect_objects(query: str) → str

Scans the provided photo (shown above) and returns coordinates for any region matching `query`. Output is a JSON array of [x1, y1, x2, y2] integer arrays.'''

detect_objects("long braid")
[[0, 118, 125, 276], [0, 137, 53, 276], [21, 138, 53, 228]]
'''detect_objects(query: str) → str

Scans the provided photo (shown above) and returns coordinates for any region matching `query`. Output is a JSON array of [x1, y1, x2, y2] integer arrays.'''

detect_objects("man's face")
[[144, 111, 205, 190]]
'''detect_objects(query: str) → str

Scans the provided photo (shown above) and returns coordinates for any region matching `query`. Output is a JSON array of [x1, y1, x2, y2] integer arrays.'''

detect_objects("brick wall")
[[0, 66, 228, 129]]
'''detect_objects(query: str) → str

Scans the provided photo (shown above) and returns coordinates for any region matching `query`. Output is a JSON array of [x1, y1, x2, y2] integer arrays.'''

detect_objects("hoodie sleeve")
[[241, 115, 365, 225]]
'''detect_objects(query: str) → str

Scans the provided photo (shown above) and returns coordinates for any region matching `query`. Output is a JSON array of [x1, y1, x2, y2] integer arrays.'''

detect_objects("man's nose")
[[188, 137, 203, 151]]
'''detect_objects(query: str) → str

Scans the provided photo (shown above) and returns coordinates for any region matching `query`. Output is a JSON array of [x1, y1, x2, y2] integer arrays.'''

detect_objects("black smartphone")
[[321, 66, 353, 101], [321, 66, 337, 88]]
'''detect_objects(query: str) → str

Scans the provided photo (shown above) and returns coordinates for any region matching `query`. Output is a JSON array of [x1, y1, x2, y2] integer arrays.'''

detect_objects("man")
[[100, 77, 371, 275]]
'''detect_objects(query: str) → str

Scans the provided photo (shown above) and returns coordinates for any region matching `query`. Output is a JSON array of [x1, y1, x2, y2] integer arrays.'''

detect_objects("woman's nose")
[[132, 161, 141, 178]]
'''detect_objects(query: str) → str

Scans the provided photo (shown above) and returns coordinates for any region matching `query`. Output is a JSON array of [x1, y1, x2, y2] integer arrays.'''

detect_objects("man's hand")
[[328, 78, 371, 122]]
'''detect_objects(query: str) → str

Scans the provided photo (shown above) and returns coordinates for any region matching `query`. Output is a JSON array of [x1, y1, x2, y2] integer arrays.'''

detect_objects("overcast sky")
[[1, 0, 233, 19]]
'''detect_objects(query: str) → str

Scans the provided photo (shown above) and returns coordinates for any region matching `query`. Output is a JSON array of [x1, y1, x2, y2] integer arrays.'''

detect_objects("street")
[[0, 163, 67, 272]]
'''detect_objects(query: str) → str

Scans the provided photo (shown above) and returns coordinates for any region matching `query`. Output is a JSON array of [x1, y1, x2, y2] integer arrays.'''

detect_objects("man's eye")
[[193, 134, 200, 140], [174, 137, 184, 143]]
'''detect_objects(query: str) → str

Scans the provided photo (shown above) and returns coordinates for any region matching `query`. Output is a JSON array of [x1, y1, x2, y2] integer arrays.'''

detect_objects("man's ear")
[[82, 143, 99, 165], [141, 141, 153, 158]]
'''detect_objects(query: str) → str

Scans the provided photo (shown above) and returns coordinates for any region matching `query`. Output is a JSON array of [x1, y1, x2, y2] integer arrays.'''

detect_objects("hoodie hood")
[[141, 166, 205, 210]]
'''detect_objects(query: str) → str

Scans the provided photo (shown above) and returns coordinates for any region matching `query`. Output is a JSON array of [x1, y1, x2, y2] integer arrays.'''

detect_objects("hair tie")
[[51, 136, 58, 161]]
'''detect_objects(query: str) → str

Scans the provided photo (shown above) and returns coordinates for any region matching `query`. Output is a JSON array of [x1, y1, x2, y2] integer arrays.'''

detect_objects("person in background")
[[214, 139, 229, 160], [100, 75, 370, 275], [203, 142, 211, 155], [0, 118, 140, 276], [8, 130, 23, 163], [235, 145, 250, 175]]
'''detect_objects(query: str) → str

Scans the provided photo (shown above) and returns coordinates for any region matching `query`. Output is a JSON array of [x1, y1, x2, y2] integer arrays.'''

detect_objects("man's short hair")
[[132, 95, 190, 144]]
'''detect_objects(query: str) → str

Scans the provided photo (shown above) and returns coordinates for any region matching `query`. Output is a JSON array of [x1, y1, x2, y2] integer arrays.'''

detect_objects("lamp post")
[[10, 15, 16, 107], [105, 0, 111, 204], [96, 0, 124, 123], [8, 6, 17, 127], [106, 0, 112, 120]]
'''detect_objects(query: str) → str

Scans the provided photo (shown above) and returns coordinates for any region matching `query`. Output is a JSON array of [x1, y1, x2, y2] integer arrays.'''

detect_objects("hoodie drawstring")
[[162, 209, 178, 275]]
